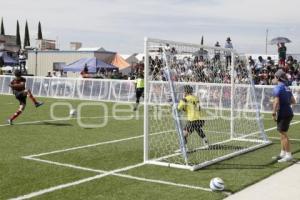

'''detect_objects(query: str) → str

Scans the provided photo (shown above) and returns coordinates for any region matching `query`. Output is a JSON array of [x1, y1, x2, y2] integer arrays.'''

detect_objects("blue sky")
[[2, 0, 300, 54]]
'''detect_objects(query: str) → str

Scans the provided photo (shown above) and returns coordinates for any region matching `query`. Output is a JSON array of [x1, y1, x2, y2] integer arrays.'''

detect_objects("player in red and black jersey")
[[8, 70, 43, 125]]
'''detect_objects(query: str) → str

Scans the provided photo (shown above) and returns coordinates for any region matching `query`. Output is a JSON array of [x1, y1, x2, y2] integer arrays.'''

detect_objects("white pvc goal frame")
[[143, 37, 271, 171]]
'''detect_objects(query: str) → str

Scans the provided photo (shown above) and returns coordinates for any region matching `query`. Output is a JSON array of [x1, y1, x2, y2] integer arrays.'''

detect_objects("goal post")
[[143, 37, 271, 171]]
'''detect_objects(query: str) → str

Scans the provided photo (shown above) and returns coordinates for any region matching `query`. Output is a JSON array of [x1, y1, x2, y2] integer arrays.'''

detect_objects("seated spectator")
[[46, 71, 52, 77], [286, 56, 294, 70], [80, 64, 91, 78], [286, 69, 294, 85], [258, 73, 268, 85], [248, 56, 255, 68], [197, 56, 205, 67], [185, 57, 192, 69], [110, 70, 120, 79], [266, 56, 274, 70], [255, 56, 266, 72], [291, 78, 298, 86], [293, 59, 299, 71]]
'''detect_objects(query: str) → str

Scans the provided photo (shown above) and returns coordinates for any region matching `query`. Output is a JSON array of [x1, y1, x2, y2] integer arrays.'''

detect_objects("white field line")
[[115, 173, 214, 192], [235, 120, 300, 141], [14, 157, 214, 200], [27, 157, 213, 192], [24, 130, 171, 158], [24, 129, 246, 160], [263, 120, 300, 133], [23, 157, 106, 174], [269, 137, 300, 142], [9, 174, 108, 200], [10, 118, 300, 199], [25, 135, 144, 158], [24, 120, 300, 159], [0, 115, 143, 128], [9, 162, 145, 200]]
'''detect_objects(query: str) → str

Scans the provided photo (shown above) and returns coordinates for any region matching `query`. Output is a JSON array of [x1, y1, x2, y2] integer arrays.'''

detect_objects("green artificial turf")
[[0, 95, 299, 200]]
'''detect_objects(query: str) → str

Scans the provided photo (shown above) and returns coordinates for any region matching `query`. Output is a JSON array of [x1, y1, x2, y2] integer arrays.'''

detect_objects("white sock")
[[286, 152, 292, 157], [280, 150, 286, 157]]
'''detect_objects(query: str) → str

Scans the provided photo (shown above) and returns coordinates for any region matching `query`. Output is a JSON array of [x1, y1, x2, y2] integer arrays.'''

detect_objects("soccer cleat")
[[278, 155, 293, 163], [35, 102, 44, 108], [202, 138, 209, 148], [272, 155, 283, 160], [7, 119, 13, 125]]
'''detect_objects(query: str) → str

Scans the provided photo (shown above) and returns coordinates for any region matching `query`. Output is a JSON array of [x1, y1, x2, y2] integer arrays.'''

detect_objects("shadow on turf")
[[188, 144, 247, 154], [32, 122, 73, 127], [207, 144, 245, 151], [205, 160, 280, 170]]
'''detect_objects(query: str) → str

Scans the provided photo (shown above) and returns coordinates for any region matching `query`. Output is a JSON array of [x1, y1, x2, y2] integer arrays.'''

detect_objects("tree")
[[1, 17, 5, 35], [38, 21, 43, 40], [16, 20, 21, 48], [24, 20, 30, 48]]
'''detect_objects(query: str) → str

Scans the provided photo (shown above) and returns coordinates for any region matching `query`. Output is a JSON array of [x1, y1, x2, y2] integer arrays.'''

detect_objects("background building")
[[70, 42, 82, 51], [26, 50, 94, 76], [26, 50, 130, 76], [0, 35, 20, 53], [36, 39, 57, 50]]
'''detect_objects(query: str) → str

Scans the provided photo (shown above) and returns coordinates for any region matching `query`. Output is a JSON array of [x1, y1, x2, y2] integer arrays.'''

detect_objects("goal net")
[[143, 38, 271, 171]]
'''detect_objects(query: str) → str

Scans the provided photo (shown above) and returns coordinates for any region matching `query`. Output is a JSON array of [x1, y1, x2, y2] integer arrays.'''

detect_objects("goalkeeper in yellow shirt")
[[178, 85, 208, 147]]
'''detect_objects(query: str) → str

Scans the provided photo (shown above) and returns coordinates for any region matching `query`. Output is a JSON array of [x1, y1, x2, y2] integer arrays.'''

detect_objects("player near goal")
[[272, 69, 295, 162], [133, 72, 144, 111], [8, 70, 43, 125], [177, 85, 209, 148]]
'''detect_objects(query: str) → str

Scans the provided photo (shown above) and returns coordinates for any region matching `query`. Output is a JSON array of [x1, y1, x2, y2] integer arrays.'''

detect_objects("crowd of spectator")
[[147, 53, 300, 86], [146, 39, 300, 86], [148, 55, 238, 83], [250, 55, 299, 86], [11, 37, 295, 86]]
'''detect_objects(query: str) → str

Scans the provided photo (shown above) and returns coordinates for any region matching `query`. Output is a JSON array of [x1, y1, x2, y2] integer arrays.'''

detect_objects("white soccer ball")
[[70, 109, 77, 117], [210, 177, 225, 191]]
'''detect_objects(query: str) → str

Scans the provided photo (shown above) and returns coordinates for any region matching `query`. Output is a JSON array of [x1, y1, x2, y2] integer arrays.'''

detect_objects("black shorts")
[[136, 88, 144, 99], [14, 91, 27, 105], [277, 115, 293, 132], [184, 120, 205, 134]]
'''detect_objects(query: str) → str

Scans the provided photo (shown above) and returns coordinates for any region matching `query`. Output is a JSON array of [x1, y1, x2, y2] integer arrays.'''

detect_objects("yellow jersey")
[[135, 78, 144, 89], [178, 95, 203, 121]]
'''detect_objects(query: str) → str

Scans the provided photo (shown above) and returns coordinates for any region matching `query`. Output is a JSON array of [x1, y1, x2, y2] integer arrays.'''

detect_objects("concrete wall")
[[26, 51, 94, 76]]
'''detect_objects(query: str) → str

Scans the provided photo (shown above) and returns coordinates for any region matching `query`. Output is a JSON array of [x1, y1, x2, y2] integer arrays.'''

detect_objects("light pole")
[[34, 48, 38, 76], [265, 29, 269, 55]]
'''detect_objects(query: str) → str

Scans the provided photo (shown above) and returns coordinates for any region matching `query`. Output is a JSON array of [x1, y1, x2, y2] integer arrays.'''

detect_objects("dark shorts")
[[14, 91, 27, 105], [184, 120, 205, 134], [277, 115, 293, 132], [136, 88, 144, 99]]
